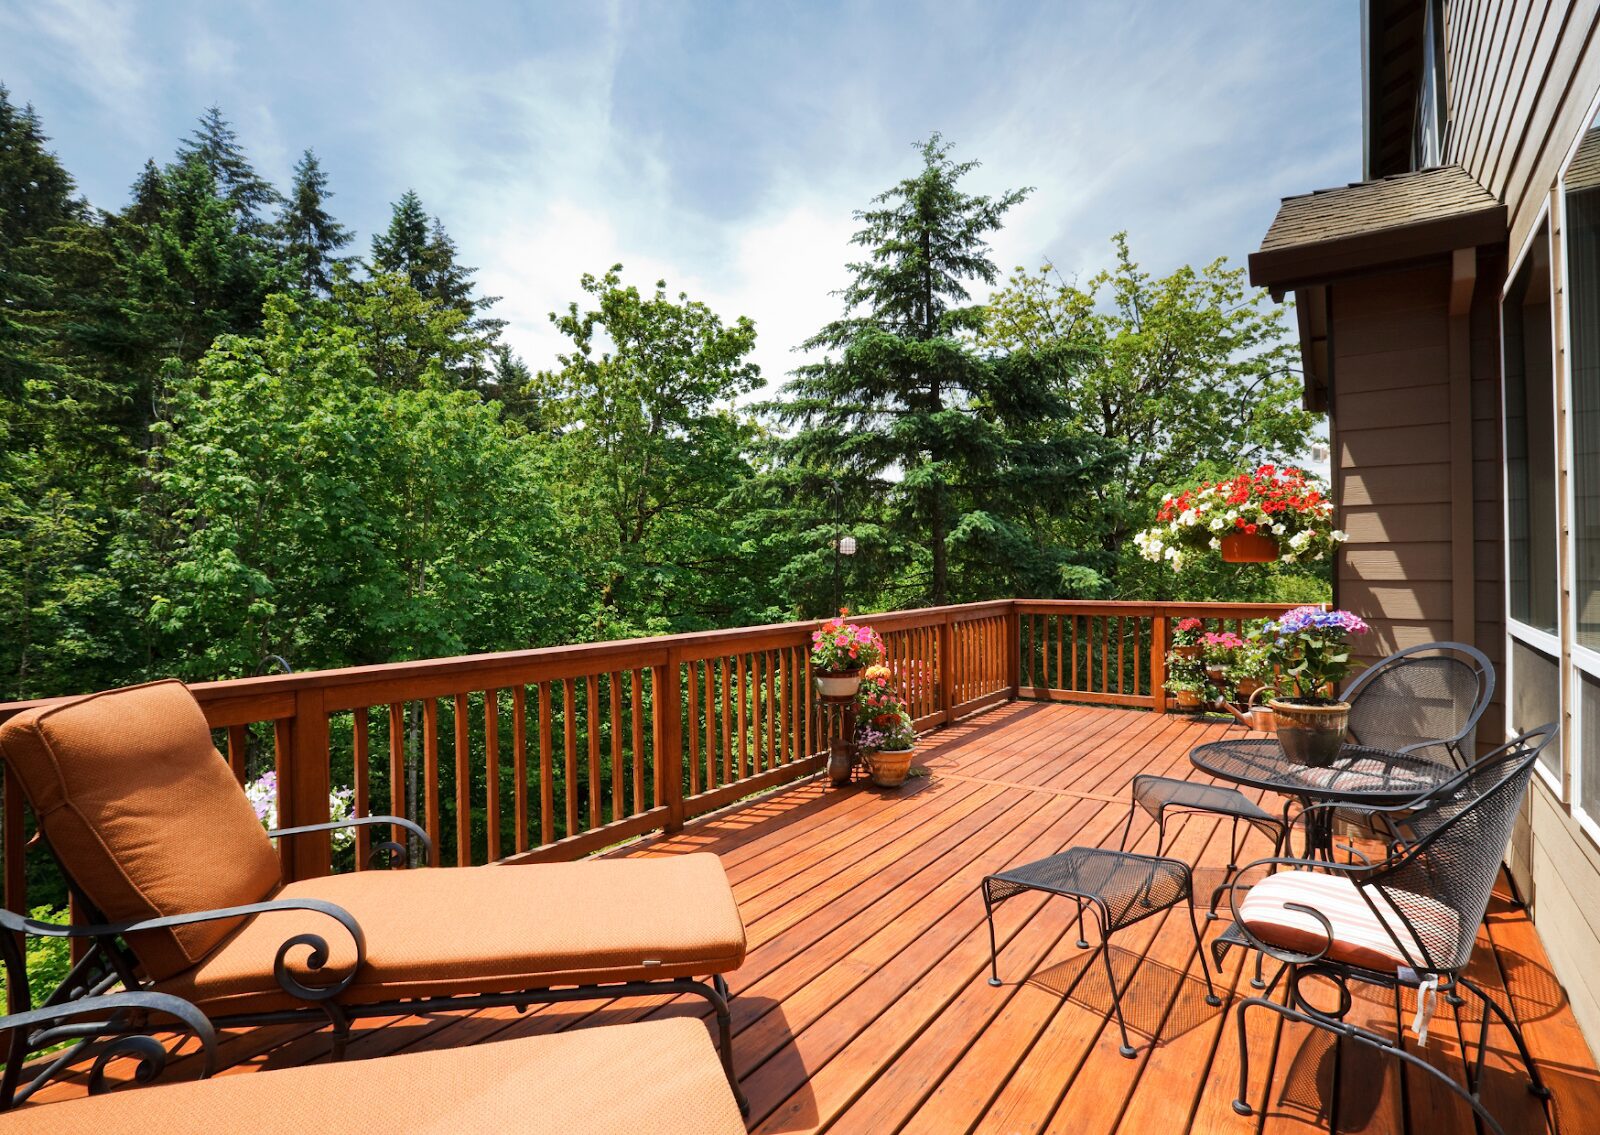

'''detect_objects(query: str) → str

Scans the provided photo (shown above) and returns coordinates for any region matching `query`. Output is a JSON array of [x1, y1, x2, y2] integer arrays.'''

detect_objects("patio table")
[[1189, 737, 1458, 860]]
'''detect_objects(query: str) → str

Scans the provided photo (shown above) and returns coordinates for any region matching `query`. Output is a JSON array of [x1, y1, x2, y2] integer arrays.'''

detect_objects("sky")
[[0, 0, 1362, 385]]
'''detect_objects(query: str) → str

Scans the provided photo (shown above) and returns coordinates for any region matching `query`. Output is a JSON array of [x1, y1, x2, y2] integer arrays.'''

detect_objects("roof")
[[1249, 165, 1506, 297]]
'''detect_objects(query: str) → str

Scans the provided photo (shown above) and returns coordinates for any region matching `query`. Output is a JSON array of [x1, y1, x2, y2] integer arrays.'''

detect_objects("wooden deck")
[[29, 701, 1600, 1132]]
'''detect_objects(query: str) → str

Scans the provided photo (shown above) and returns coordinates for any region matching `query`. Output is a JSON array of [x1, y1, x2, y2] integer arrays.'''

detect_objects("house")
[[1248, 0, 1600, 1055]]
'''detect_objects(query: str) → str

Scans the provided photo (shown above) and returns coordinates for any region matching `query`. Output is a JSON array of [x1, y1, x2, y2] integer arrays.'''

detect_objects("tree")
[[175, 106, 282, 231], [982, 233, 1318, 594], [535, 266, 774, 634], [370, 191, 503, 385], [149, 293, 571, 677], [771, 134, 1108, 607], [280, 149, 351, 294]]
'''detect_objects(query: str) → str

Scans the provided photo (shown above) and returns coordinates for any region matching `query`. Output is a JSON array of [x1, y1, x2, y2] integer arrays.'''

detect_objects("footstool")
[[981, 846, 1221, 1058]]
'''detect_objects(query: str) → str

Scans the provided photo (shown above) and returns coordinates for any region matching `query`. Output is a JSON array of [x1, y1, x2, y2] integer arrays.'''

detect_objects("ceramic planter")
[[1220, 531, 1280, 563], [1269, 699, 1351, 767], [866, 746, 915, 788], [814, 668, 863, 701], [1173, 688, 1202, 711]]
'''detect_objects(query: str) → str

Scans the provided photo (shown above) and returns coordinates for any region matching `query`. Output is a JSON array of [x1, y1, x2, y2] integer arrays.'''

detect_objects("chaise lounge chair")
[[0, 992, 747, 1132], [0, 680, 748, 1110]]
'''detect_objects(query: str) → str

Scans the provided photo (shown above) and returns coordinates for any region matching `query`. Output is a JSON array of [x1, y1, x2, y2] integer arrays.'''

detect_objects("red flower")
[[1244, 523, 1257, 534]]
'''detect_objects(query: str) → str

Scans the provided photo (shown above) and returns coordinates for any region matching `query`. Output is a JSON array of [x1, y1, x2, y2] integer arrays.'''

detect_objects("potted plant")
[[810, 608, 884, 700], [859, 709, 917, 788], [1164, 651, 1215, 711], [1200, 630, 1247, 691], [1172, 617, 1206, 660], [1262, 606, 1371, 766], [1134, 464, 1347, 570], [1225, 625, 1275, 701]]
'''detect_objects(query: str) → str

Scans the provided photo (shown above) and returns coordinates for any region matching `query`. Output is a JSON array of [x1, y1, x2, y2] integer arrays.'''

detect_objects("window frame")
[[1556, 84, 1600, 839], [1500, 199, 1565, 797]]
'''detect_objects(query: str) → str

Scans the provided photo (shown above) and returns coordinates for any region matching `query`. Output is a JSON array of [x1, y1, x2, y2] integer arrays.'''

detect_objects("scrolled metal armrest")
[[268, 815, 433, 868], [1, 898, 367, 1004], [1225, 855, 1371, 967], [0, 992, 218, 1106]]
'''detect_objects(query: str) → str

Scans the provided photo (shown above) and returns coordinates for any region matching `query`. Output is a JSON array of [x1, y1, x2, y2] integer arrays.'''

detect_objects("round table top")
[[1189, 737, 1456, 805]]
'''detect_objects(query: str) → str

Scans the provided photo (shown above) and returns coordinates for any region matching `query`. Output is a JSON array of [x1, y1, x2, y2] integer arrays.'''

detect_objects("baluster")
[[586, 674, 602, 831], [485, 689, 500, 861], [609, 672, 623, 822], [513, 687, 529, 853], [423, 699, 441, 862], [538, 684, 555, 845], [631, 670, 646, 812], [353, 711, 370, 869], [454, 693, 471, 867]]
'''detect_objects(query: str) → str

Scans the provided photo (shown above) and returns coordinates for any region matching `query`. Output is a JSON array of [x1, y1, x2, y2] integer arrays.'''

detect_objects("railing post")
[[1151, 613, 1168, 714], [283, 688, 332, 881], [1006, 604, 1021, 699], [655, 655, 685, 833], [937, 615, 955, 724]]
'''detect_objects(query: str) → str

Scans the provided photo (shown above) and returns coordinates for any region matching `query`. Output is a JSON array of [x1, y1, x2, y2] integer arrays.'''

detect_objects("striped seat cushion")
[[1238, 870, 1458, 973]]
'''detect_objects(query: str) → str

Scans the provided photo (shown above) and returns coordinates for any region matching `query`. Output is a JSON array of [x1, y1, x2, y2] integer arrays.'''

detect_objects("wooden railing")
[[0, 598, 1292, 917]]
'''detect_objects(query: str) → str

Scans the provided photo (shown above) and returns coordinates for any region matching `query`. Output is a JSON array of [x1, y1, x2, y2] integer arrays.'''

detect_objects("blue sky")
[[0, 0, 1360, 380]]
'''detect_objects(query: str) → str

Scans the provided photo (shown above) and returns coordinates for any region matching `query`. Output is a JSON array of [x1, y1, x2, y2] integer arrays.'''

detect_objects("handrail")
[[0, 598, 1293, 925]]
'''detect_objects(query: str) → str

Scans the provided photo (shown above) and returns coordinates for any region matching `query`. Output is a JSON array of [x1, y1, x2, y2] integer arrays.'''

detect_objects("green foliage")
[[280, 149, 352, 294], [771, 135, 1111, 609], [149, 293, 569, 676], [533, 265, 779, 635], [0, 905, 71, 1011], [983, 235, 1320, 596]]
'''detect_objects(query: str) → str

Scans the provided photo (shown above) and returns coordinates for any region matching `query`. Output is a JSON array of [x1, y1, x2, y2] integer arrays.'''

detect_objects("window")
[[1582, 674, 1600, 819], [1511, 641, 1562, 780], [1503, 223, 1559, 634], [1567, 126, 1600, 655], [1411, 0, 1445, 169]]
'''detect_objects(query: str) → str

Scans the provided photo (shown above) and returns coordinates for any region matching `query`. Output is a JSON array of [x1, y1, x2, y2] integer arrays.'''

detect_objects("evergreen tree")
[[370, 191, 503, 384], [772, 134, 1087, 606], [175, 106, 281, 231], [280, 149, 351, 294]]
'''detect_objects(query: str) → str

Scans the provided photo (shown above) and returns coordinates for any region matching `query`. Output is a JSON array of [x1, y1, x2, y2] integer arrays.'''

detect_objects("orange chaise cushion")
[[0, 1017, 747, 1135], [0, 680, 282, 980], [155, 853, 748, 1014]]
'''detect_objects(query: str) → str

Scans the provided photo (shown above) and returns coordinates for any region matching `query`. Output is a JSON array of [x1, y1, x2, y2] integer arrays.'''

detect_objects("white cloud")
[[0, 0, 150, 117]]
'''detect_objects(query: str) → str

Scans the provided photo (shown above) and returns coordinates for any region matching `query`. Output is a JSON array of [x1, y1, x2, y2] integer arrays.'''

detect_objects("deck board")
[[21, 702, 1600, 1133]]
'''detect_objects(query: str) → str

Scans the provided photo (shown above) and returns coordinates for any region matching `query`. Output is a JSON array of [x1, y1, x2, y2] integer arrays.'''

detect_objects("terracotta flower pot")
[[1221, 531, 1280, 563], [1236, 676, 1265, 699], [814, 668, 863, 701], [1269, 699, 1351, 767], [866, 747, 915, 788], [1206, 666, 1228, 686], [1174, 688, 1202, 711], [1174, 644, 1202, 660]]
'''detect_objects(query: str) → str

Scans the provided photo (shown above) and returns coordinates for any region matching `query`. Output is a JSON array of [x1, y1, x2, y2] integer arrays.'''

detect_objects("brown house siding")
[[1445, 0, 1600, 254]]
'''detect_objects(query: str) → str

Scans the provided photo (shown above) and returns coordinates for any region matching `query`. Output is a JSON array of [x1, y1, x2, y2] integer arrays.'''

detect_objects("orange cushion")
[[155, 854, 747, 1014], [0, 1018, 747, 1135], [1238, 870, 1458, 973], [0, 681, 282, 980]]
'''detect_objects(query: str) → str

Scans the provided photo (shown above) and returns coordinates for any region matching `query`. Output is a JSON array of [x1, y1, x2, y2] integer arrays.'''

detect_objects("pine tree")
[[370, 189, 432, 292], [175, 106, 281, 230], [280, 149, 351, 294], [771, 135, 1032, 605], [370, 191, 504, 385]]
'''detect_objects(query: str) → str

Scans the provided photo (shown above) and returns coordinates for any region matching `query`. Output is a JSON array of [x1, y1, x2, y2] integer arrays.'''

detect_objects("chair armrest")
[[268, 815, 433, 868], [1, 897, 367, 1003], [1224, 855, 1374, 966], [0, 991, 217, 1108]]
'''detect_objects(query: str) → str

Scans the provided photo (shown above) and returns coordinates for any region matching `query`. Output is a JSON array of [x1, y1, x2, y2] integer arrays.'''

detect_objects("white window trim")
[[1501, 202, 1565, 796]]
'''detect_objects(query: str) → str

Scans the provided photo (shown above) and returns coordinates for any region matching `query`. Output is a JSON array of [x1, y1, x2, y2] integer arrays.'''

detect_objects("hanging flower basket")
[[815, 668, 863, 700], [1220, 531, 1280, 562], [810, 608, 884, 702], [1134, 465, 1346, 571]]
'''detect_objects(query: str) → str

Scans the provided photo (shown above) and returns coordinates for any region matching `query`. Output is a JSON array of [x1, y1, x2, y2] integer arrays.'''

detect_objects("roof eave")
[[1248, 202, 1507, 299]]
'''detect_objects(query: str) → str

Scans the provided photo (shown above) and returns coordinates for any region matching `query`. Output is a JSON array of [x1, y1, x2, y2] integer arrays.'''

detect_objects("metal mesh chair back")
[[1367, 724, 1555, 973], [1343, 643, 1494, 769]]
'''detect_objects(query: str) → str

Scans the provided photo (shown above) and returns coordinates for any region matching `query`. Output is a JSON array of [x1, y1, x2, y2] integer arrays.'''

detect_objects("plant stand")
[[826, 700, 859, 786]]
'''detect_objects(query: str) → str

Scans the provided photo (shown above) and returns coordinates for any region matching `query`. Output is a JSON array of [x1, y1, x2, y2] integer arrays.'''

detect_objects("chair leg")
[[1458, 975, 1552, 1099], [1072, 898, 1090, 950], [708, 974, 749, 1116], [983, 881, 1004, 987], [1098, 929, 1137, 1058], [1118, 801, 1138, 853], [1187, 896, 1222, 1007]]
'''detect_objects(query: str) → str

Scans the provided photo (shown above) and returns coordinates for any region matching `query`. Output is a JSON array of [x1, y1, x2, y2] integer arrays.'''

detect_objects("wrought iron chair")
[[1341, 640, 1495, 770], [1219, 724, 1557, 1135], [1119, 774, 1291, 918]]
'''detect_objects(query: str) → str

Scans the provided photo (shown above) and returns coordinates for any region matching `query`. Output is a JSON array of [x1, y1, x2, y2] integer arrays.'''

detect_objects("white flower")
[[1331, 529, 1348, 542], [1209, 517, 1225, 532], [1180, 508, 1198, 526], [1289, 529, 1313, 550], [1283, 552, 1297, 563], [1271, 523, 1285, 535], [1226, 509, 1238, 521], [1209, 537, 1220, 550]]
